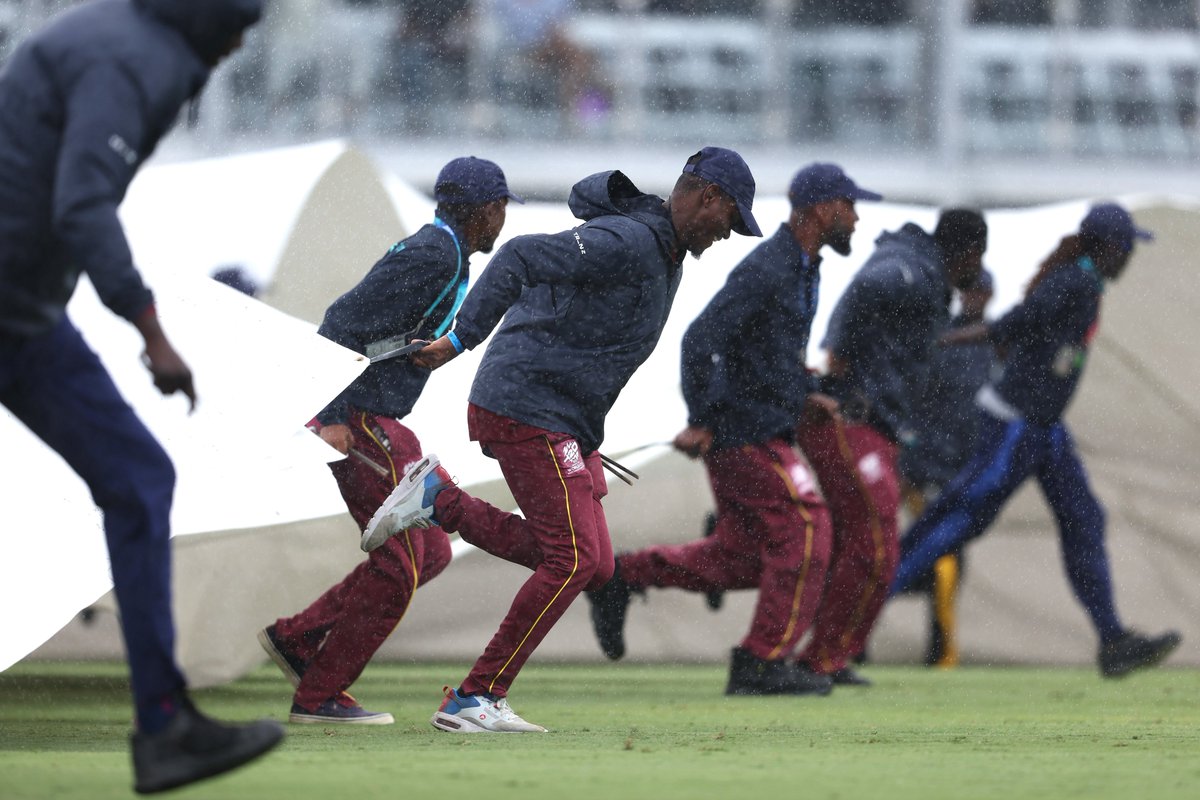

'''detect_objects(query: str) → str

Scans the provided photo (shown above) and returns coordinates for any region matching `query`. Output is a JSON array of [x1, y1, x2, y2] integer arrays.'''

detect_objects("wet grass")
[[1, 661, 1198, 799]]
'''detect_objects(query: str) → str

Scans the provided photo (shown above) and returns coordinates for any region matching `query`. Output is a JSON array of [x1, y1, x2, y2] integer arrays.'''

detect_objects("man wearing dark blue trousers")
[[891, 203, 1182, 678], [0, 1, 282, 793]]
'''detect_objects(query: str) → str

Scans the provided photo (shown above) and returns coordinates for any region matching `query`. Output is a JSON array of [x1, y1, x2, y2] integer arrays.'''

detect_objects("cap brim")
[[734, 201, 763, 237], [505, 190, 526, 205], [851, 187, 883, 202], [1133, 226, 1153, 241]]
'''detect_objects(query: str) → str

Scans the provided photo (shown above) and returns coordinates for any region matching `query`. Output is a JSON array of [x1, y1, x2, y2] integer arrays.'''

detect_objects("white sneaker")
[[430, 687, 547, 733], [360, 454, 451, 552]]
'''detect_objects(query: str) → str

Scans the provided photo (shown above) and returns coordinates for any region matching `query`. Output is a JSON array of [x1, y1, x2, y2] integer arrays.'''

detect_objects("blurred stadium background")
[[5, 0, 1200, 202]]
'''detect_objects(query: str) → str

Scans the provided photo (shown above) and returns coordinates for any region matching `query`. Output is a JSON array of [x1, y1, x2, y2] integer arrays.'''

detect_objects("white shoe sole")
[[289, 710, 395, 725], [256, 628, 301, 688], [429, 710, 546, 733], [361, 454, 440, 552]]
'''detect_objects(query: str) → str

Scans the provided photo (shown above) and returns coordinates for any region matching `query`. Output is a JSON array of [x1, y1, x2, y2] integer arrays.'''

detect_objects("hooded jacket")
[[0, 0, 262, 338], [822, 223, 950, 443], [452, 171, 682, 453]]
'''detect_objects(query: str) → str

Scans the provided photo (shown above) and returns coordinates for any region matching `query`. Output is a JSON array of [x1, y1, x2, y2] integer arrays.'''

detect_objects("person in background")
[[0, 1, 282, 793], [257, 157, 518, 725], [891, 203, 1182, 678], [897, 268, 998, 668], [586, 163, 881, 697], [366, 147, 762, 732], [795, 209, 989, 687]]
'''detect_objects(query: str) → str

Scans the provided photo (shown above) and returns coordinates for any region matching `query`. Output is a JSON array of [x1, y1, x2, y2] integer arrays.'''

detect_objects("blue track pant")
[[1, 317, 185, 723], [891, 410, 1122, 642]]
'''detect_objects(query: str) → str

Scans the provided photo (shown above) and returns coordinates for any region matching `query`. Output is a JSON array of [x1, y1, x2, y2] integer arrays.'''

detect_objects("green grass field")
[[1, 661, 1197, 799]]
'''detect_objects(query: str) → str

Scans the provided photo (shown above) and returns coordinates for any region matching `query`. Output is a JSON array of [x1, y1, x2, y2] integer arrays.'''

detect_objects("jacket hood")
[[136, 0, 262, 63], [568, 171, 664, 223]]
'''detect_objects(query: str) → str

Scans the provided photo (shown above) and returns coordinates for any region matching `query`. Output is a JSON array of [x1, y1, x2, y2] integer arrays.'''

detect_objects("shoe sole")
[[361, 455, 439, 552], [256, 628, 302, 688], [288, 711, 394, 725], [430, 711, 546, 733]]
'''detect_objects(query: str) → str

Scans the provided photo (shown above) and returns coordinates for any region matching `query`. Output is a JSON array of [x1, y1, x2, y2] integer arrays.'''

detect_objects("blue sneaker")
[[256, 625, 306, 688], [361, 454, 453, 552], [430, 687, 546, 733], [288, 694, 394, 725]]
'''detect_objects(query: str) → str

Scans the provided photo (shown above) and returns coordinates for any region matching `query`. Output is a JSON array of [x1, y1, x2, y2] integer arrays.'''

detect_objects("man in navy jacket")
[[0, 0, 281, 793], [258, 157, 518, 726], [367, 147, 761, 732], [586, 163, 881, 696]]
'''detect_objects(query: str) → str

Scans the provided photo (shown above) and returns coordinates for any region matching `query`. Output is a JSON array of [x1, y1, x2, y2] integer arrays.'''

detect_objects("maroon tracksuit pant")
[[794, 420, 900, 674], [433, 404, 613, 698], [620, 439, 833, 661], [274, 412, 452, 710]]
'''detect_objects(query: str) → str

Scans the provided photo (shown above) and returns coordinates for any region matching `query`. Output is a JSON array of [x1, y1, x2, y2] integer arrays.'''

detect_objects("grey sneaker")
[[131, 700, 284, 794], [361, 454, 453, 552]]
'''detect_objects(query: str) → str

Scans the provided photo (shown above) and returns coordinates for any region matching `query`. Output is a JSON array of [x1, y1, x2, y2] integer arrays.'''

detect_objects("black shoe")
[[702, 512, 724, 611], [1099, 630, 1182, 678], [587, 562, 632, 660], [726, 648, 832, 696], [132, 700, 284, 794], [830, 667, 872, 687], [257, 624, 307, 688]]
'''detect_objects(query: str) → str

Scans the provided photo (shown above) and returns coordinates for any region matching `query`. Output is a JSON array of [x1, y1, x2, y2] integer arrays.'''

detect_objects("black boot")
[[132, 699, 284, 794], [726, 647, 832, 696], [1098, 630, 1182, 678], [587, 561, 632, 660]]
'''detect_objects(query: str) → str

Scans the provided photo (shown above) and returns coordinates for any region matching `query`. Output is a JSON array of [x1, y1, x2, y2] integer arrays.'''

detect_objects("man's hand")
[[135, 308, 196, 412], [673, 425, 714, 460], [318, 423, 354, 455], [409, 336, 459, 370], [799, 392, 839, 427]]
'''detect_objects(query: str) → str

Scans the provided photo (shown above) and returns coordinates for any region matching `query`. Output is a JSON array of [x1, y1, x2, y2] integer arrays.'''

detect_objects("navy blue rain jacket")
[[682, 224, 821, 450], [316, 220, 470, 426], [0, 0, 262, 338], [900, 314, 999, 489], [988, 256, 1102, 425], [452, 171, 682, 453], [823, 223, 950, 442]]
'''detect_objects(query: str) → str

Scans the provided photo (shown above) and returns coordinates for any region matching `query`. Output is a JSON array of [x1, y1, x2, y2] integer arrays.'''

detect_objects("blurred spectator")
[[493, 0, 611, 132], [381, 0, 472, 131]]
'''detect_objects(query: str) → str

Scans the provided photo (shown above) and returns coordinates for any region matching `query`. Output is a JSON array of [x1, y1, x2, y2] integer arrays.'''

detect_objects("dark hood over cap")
[[136, 0, 263, 63]]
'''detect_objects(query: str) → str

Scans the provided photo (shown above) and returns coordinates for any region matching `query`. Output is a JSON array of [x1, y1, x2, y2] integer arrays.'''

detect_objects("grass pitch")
[[1, 660, 1197, 800]]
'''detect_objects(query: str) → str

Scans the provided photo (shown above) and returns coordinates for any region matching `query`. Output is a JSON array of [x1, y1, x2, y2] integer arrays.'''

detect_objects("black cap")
[[1080, 203, 1153, 252], [434, 157, 525, 205], [682, 146, 761, 237]]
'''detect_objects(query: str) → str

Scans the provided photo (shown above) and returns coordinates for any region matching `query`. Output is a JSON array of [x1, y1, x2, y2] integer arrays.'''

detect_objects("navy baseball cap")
[[434, 157, 525, 205], [789, 163, 882, 208], [1080, 203, 1153, 252], [682, 146, 762, 237]]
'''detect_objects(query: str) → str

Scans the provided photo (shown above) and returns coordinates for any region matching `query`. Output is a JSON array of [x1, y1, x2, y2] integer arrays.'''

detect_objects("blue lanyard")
[[419, 216, 468, 338]]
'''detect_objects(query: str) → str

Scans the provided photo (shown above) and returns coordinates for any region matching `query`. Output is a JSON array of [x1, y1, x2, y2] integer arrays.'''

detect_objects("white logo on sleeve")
[[108, 134, 138, 166], [555, 439, 586, 476], [857, 451, 885, 483], [787, 461, 818, 496]]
